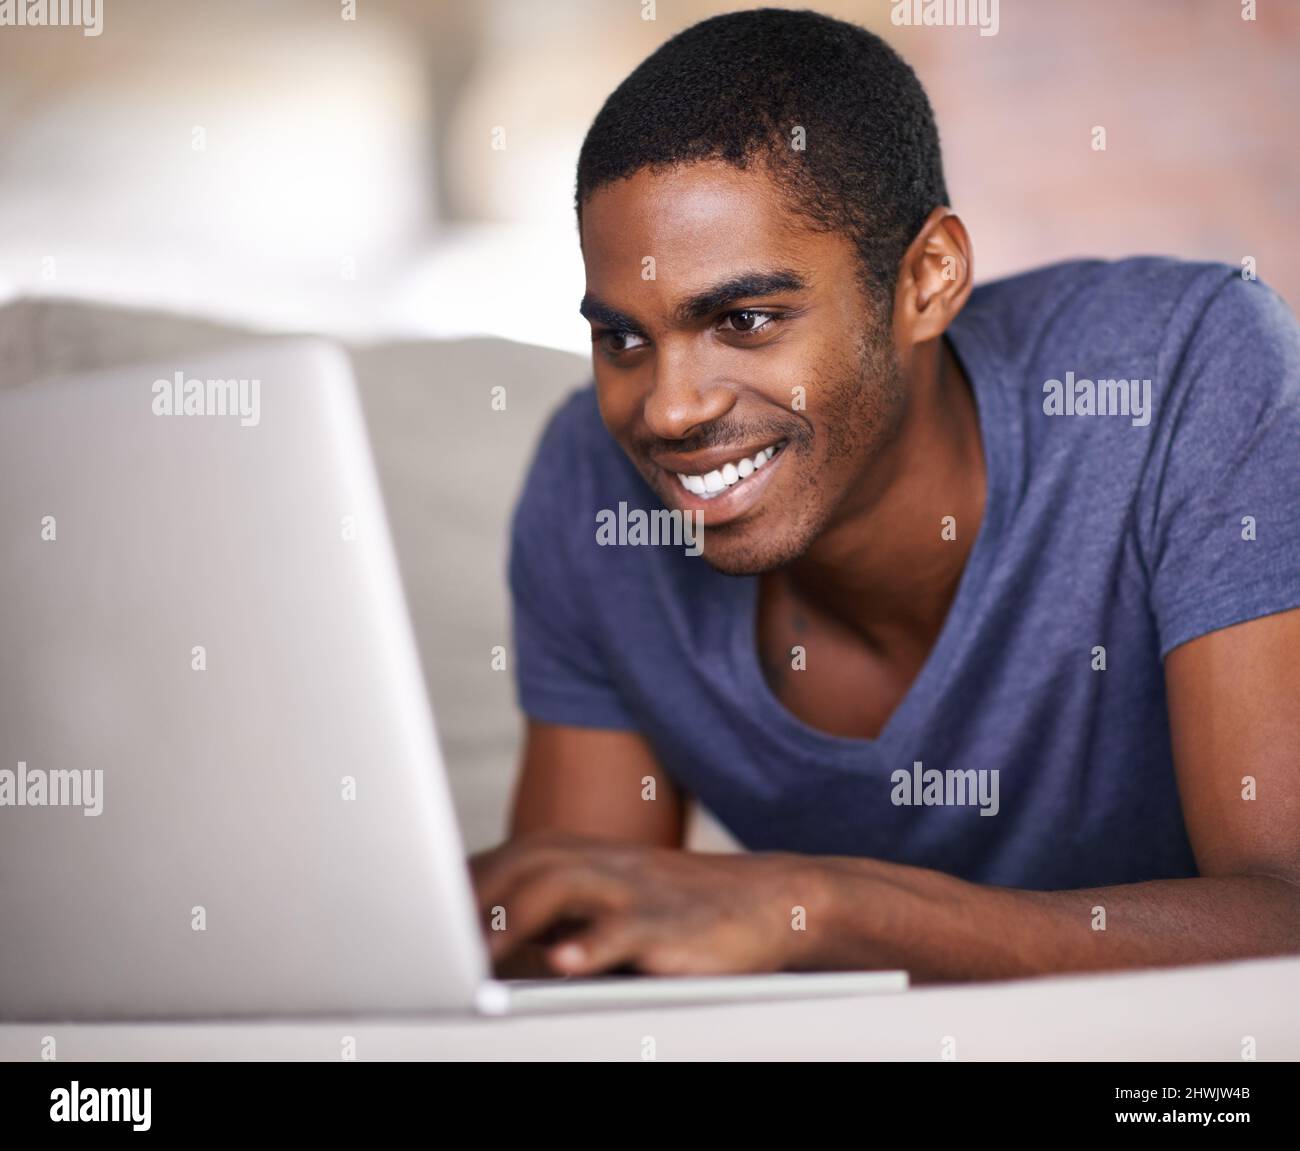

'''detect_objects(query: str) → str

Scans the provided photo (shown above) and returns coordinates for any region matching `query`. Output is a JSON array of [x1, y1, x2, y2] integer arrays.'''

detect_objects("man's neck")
[[780, 335, 987, 663]]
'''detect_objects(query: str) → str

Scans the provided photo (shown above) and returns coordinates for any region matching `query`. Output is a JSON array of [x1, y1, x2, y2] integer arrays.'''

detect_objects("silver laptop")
[[0, 339, 908, 1018]]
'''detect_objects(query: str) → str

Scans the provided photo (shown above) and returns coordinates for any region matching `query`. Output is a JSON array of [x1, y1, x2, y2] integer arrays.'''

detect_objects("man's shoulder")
[[511, 381, 641, 540], [958, 256, 1297, 419], [960, 256, 1261, 359], [520, 381, 628, 482], [530, 381, 604, 451], [971, 254, 1237, 303]]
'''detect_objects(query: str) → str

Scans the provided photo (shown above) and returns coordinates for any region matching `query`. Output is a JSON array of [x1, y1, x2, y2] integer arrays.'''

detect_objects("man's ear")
[[893, 207, 974, 346]]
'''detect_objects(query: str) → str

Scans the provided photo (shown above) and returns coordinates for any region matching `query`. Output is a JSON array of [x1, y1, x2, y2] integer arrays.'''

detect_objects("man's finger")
[[544, 914, 653, 976], [485, 865, 625, 967]]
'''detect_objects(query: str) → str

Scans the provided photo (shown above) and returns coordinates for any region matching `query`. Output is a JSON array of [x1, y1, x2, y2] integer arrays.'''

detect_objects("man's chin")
[[696, 523, 812, 577]]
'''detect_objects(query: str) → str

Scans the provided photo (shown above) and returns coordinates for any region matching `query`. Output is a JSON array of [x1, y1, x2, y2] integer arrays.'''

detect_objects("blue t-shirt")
[[507, 258, 1300, 889]]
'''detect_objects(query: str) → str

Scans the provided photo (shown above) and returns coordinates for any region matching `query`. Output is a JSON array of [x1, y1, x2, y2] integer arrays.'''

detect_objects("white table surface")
[[3, 955, 1297, 1061]]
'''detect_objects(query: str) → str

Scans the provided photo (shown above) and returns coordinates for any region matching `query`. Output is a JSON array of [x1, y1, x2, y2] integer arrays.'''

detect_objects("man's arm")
[[508, 719, 685, 847], [807, 863, 1300, 983], [473, 610, 1300, 981]]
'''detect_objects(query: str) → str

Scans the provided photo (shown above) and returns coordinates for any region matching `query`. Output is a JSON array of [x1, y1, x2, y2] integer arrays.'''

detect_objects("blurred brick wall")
[[440, 0, 1300, 309]]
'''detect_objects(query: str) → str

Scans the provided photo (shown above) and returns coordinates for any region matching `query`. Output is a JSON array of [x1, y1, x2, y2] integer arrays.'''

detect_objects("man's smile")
[[650, 438, 790, 525]]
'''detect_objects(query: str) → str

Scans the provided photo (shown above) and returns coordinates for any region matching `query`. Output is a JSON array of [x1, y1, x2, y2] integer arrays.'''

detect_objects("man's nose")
[[642, 344, 734, 441]]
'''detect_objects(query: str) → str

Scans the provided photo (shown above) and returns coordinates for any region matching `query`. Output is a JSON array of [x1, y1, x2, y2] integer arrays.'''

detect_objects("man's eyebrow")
[[578, 268, 809, 331], [578, 294, 643, 332], [671, 269, 809, 324]]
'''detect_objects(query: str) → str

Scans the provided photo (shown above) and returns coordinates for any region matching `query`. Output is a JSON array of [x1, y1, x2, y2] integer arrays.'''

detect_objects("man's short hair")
[[575, 7, 950, 308]]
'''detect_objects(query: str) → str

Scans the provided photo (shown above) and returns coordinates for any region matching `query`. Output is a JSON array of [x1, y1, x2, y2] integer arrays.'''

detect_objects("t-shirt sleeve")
[[506, 394, 640, 730], [1140, 273, 1300, 658]]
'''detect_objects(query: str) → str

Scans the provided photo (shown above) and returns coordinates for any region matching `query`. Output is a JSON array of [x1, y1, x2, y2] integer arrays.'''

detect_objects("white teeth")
[[675, 441, 783, 499]]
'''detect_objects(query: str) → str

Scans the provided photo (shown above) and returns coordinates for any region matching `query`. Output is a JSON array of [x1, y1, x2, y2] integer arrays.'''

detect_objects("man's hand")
[[468, 830, 829, 978]]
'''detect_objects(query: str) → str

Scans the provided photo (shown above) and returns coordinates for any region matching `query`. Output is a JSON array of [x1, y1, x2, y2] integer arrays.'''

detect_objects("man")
[[470, 8, 1300, 982]]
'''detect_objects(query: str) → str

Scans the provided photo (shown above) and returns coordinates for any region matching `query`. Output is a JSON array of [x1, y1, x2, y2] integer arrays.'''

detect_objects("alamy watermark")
[[50, 1082, 150, 1131], [595, 502, 703, 557], [152, 372, 261, 427], [0, 761, 103, 816], [1042, 372, 1151, 427], [0, 0, 103, 36], [891, 759, 1000, 816], [891, 0, 999, 37]]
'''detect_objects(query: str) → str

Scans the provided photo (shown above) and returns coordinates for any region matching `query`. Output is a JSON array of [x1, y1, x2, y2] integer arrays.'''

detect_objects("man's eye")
[[720, 309, 777, 335], [595, 329, 649, 354]]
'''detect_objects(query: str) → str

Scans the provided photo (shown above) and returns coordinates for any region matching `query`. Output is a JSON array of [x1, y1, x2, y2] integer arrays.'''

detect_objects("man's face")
[[579, 158, 907, 575]]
